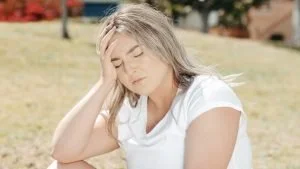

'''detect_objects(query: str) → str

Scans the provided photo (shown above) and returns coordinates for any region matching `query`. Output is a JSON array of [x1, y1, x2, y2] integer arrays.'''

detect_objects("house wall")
[[177, 10, 219, 31], [248, 0, 293, 42]]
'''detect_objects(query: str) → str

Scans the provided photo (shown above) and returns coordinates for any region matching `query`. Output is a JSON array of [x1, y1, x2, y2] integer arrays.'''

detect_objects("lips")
[[132, 77, 145, 85]]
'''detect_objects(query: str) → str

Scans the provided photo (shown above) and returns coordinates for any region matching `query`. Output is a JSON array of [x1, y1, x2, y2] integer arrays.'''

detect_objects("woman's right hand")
[[98, 22, 118, 86]]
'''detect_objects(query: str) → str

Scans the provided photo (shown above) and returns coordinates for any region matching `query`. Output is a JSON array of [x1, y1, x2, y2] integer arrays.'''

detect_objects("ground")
[[0, 19, 299, 169]]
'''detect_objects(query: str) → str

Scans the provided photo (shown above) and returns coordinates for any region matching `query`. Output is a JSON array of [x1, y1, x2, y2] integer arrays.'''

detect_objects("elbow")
[[51, 148, 76, 164], [50, 140, 83, 163], [50, 148, 65, 163]]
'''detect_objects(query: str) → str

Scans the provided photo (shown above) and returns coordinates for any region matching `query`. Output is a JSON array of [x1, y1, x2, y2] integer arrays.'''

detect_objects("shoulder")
[[187, 75, 241, 105], [184, 74, 243, 126], [188, 75, 232, 94]]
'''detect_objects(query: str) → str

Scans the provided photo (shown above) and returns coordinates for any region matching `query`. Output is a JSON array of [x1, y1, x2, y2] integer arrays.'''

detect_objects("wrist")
[[101, 80, 116, 90]]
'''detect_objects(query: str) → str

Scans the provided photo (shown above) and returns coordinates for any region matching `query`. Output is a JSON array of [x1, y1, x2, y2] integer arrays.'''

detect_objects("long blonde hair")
[[96, 3, 242, 143]]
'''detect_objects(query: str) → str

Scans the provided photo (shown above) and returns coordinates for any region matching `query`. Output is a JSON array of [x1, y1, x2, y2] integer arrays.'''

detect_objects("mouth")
[[132, 77, 146, 85]]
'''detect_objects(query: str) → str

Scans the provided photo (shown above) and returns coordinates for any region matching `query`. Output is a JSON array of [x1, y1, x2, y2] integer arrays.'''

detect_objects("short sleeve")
[[186, 75, 245, 128]]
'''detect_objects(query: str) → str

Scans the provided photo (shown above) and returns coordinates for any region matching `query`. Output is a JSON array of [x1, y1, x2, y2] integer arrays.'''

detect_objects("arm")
[[50, 81, 117, 163], [51, 21, 119, 163], [184, 107, 240, 169]]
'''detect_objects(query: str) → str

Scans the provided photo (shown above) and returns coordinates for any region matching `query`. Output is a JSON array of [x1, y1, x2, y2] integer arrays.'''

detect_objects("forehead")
[[108, 32, 141, 58], [108, 32, 138, 46]]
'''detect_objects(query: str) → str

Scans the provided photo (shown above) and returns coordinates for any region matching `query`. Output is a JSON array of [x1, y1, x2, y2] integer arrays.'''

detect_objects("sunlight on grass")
[[0, 19, 299, 169]]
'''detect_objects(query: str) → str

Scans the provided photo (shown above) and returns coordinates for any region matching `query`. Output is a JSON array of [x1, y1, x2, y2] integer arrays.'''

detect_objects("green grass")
[[0, 19, 299, 169]]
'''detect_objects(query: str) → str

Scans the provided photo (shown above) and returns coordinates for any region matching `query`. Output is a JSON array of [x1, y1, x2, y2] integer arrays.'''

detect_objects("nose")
[[123, 59, 137, 76]]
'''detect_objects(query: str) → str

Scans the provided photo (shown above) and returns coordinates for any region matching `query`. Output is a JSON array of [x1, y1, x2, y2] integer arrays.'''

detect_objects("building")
[[247, 0, 294, 42]]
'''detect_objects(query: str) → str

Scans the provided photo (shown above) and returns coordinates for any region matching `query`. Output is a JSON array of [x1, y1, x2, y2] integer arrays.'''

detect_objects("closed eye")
[[134, 52, 143, 58], [112, 59, 122, 68], [115, 63, 122, 68]]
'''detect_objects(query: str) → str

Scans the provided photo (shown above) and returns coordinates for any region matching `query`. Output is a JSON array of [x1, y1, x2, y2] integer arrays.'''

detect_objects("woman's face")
[[108, 32, 172, 96]]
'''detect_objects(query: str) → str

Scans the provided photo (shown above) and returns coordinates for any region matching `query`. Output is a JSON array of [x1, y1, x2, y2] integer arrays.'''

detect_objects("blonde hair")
[[96, 3, 242, 143]]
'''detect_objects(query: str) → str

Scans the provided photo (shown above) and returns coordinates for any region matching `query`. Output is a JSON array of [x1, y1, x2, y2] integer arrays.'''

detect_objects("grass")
[[0, 19, 299, 169]]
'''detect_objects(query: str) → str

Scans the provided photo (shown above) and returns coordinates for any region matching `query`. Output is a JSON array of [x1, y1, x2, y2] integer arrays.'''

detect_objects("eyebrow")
[[111, 44, 139, 62]]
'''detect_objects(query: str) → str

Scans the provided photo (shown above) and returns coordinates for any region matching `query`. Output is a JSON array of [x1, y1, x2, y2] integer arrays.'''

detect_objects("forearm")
[[51, 80, 114, 158]]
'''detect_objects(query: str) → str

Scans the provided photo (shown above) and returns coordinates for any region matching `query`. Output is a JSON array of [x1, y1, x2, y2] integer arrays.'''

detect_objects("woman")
[[48, 3, 252, 169]]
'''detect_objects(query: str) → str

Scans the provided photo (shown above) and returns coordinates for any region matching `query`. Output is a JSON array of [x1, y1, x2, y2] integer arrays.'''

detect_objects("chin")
[[129, 88, 151, 96], [136, 90, 150, 96], [127, 84, 154, 96], [120, 78, 159, 96]]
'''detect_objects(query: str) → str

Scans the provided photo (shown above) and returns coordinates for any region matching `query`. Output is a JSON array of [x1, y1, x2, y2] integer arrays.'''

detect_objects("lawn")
[[0, 19, 299, 169]]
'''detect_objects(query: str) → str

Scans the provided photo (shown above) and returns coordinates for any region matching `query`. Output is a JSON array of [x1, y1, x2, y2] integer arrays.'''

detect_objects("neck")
[[148, 70, 178, 114]]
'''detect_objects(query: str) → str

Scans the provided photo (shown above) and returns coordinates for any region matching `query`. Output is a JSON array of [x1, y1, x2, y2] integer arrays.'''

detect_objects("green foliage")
[[126, 0, 172, 16], [219, 0, 268, 28], [170, 0, 268, 28]]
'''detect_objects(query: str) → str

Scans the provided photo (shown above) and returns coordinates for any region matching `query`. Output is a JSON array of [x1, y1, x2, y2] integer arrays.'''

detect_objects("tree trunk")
[[293, 0, 300, 46], [145, 0, 155, 7], [200, 9, 210, 33], [172, 10, 180, 26], [61, 0, 70, 39]]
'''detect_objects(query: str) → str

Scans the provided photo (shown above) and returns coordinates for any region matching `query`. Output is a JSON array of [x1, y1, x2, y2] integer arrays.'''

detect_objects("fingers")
[[99, 21, 114, 39], [102, 39, 119, 61], [105, 21, 114, 33], [100, 26, 116, 56]]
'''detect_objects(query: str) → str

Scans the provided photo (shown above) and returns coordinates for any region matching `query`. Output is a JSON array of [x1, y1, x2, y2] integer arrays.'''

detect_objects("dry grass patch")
[[0, 19, 299, 169]]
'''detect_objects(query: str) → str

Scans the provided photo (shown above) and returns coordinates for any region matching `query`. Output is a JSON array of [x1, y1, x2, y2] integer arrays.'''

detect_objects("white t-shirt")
[[115, 75, 252, 169]]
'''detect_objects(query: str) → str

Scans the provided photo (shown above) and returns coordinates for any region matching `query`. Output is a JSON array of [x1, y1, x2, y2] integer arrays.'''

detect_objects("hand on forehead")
[[107, 33, 140, 59]]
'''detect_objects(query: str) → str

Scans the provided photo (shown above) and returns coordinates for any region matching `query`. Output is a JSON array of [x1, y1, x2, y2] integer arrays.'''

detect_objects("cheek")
[[117, 71, 131, 88], [117, 71, 126, 83], [149, 59, 169, 75]]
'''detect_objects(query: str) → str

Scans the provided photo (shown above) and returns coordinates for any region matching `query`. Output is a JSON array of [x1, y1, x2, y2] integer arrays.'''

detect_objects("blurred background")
[[0, 0, 299, 169]]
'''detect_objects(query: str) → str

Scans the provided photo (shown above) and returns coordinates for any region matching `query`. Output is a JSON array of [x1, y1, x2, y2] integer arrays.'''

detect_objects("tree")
[[61, 0, 71, 39], [219, 0, 267, 28], [171, 0, 268, 33], [293, 0, 300, 47], [128, 0, 171, 16], [171, 0, 228, 32]]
